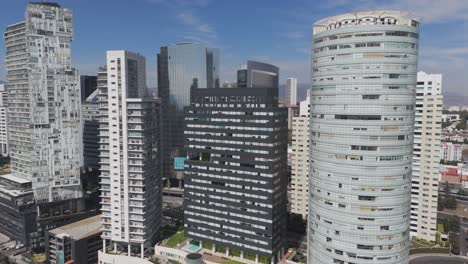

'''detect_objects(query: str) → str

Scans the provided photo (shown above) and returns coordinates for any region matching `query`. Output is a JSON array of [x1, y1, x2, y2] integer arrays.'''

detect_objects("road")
[[410, 255, 468, 264]]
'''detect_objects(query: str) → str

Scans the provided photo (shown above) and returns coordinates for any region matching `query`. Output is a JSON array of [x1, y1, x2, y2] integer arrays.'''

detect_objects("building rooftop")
[[0, 174, 32, 198], [313, 11, 419, 35], [49, 215, 101, 240], [1, 174, 30, 184], [29, 2, 61, 8], [441, 167, 458, 177]]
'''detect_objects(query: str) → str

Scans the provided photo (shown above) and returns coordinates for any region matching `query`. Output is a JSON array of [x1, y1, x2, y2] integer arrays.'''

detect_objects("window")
[[357, 245, 374, 250], [362, 95, 380, 99]]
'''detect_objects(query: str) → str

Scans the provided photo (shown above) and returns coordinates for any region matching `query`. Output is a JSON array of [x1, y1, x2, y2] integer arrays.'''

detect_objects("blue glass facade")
[[158, 43, 220, 185]]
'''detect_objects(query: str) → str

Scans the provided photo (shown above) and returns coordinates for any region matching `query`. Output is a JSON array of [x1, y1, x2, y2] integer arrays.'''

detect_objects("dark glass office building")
[[80, 75, 97, 103], [237, 61, 279, 88], [82, 88, 99, 171], [184, 87, 288, 263], [0, 174, 36, 247], [158, 43, 220, 190]]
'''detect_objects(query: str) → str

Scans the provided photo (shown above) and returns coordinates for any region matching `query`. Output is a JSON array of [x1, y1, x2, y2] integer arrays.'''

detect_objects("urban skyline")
[[0, 1, 467, 97], [0, 1, 467, 264]]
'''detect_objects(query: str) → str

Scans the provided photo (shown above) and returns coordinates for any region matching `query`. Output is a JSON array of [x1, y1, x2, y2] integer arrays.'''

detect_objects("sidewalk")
[[409, 253, 468, 260]]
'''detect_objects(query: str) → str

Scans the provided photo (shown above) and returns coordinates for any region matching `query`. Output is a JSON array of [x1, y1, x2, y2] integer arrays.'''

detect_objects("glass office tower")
[[308, 11, 419, 264], [157, 43, 219, 189]]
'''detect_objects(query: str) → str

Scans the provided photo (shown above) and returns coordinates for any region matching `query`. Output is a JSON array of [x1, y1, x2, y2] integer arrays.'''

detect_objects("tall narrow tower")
[[4, 2, 82, 203], [410, 72, 443, 242], [308, 11, 419, 264], [286, 78, 297, 105], [98, 51, 161, 263], [157, 43, 220, 190]]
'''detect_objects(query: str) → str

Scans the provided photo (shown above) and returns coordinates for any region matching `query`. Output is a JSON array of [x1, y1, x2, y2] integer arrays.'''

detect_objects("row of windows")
[[314, 42, 416, 54], [313, 73, 412, 82], [314, 31, 418, 44], [313, 53, 415, 63]]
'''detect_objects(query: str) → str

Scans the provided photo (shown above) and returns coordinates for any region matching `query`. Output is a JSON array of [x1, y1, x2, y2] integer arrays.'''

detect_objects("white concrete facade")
[[98, 251, 153, 264], [410, 71, 443, 242], [308, 11, 419, 264], [99, 51, 162, 263], [4, 3, 82, 203], [289, 95, 310, 219], [440, 142, 462, 162], [286, 78, 297, 106], [0, 84, 8, 156]]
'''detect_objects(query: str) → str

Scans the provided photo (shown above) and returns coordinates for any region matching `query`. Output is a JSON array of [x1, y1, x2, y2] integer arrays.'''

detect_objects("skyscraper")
[[184, 86, 288, 264], [157, 43, 220, 189], [286, 78, 297, 105], [98, 51, 161, 263], [308, 11, 419, 264], [286, 78, 299, 132], [0, 84, 8, 156], [410, 72, 443, 242], [289, 94, 310, 219], [82, 88, 99, 170], [4, 2, 82, 203], [237, 60, 279, 88]]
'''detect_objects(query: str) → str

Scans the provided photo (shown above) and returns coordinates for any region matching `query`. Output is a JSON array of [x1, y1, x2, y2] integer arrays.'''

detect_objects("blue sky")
[[0, 0, 467, 96]]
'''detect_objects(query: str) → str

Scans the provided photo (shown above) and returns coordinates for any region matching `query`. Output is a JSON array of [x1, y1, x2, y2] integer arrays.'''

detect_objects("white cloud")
[[177, 12, 217, 42], [146, 0, 211, 8], [355, 0, 468, 23]]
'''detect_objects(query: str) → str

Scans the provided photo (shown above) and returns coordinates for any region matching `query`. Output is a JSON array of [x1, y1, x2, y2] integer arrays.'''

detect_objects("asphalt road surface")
[[410, 256, 468, 264]]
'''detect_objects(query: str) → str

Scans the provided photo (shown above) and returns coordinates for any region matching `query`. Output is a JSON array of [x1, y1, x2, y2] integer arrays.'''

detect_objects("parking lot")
[[0, 232, 27, 262]]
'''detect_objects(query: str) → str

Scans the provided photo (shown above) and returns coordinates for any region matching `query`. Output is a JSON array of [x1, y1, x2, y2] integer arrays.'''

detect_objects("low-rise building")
[[442, 114, 460, 123], [46, 215, 102, 264], [441, 142, 463, 162], [32, 197, 98, 252], [442, 130, 468, 143], [0, 174, 36, 246]]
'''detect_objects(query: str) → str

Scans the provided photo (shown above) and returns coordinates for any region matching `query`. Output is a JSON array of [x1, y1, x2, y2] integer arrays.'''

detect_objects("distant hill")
[[443, 92, 468, 107]]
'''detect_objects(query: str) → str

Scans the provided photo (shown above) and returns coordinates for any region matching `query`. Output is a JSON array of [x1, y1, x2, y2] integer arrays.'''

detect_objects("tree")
[[450, 232, 461, 255], [456, 120, 467, 130], [438, 198, 445, 211], [440, 160, 459, 166], [287, 213, 306, 233], [445, 196, 457, 210], [444, 181, 450, 192], [447, 216, 460, 233]]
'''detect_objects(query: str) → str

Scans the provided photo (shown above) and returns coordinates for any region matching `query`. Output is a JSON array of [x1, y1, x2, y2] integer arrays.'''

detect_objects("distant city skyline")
[[0, 0, 467, 96]]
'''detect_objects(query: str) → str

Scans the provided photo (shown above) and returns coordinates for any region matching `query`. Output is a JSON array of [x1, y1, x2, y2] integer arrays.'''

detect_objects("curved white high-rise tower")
[[308, 11, 419, 264]]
